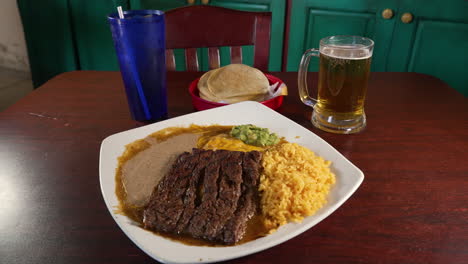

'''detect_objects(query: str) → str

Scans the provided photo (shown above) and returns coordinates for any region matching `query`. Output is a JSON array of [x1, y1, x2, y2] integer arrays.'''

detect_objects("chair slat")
[[230, 46, 242, 64], [253, 14, 271, 71], [185, 48, 199, 71], [166, 49, 176, 71], [208, 47, 220, 69]]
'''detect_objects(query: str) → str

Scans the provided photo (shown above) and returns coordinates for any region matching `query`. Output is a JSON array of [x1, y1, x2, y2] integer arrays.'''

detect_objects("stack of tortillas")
[[198, 64, 270, 104]]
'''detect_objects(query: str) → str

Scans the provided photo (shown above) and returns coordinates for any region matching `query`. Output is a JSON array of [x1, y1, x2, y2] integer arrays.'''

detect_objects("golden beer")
[[298, 36, 374, 134], [316, 52, 372, 120]]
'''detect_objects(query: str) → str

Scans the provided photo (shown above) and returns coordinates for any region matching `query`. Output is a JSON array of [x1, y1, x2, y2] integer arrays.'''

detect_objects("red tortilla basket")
[[188, 74, 285, 111]]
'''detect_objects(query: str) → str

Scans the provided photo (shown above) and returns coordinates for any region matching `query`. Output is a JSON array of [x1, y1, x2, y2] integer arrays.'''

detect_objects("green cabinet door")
[[130, 0, 192, 10], [286, 0, 398, 72], [69, 0, 129, 71], [387, 0, 468, 96], [18, 0, 78, 87]]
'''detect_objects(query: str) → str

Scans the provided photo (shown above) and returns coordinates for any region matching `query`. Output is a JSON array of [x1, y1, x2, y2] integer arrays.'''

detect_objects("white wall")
[[0, 0, 30, 72]]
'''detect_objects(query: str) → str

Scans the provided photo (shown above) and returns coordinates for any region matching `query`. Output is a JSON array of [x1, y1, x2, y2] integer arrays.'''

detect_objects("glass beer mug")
[[298, 35, 374, 134]]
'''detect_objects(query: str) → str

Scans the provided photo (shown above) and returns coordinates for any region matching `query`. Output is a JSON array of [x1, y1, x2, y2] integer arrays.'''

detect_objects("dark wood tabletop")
[[1, 71, 467, 264]]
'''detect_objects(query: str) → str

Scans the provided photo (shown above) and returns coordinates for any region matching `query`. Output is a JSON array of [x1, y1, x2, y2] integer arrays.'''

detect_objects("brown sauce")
[[149, 213, 270, 247], [114, 124, 271, 246]]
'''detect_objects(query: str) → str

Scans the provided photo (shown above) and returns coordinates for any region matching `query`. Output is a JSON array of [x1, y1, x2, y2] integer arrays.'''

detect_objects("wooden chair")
[[165, 5, 271, 72]]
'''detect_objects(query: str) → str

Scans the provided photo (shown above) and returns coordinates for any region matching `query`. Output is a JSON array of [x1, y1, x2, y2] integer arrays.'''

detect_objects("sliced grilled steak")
[[187, 151, 243, 239], [185, 150, 231, 237], [143, 148, 262, 245], [217, 150, 263, 244], [143, 151, 201, 232], [217, 188, 256, 244], [174, 149, 213, 233]]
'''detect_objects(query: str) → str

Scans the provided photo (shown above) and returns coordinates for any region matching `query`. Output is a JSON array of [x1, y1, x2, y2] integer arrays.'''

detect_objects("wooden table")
[[1, 71, 467, 264]]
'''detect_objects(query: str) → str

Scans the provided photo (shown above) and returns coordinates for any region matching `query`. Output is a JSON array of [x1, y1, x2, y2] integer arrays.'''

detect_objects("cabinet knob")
[[187, 0, 195, 5], [201, 0, 209, 4], [401, 12, 414, 24], [382, 9, 394, 19]]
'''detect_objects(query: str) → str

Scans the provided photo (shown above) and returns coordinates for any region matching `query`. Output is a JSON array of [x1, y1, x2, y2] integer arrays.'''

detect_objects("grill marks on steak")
[[174, 149, 213, 233], [185, 150, 229, 237], [143, 149, 262, 245], [187, 151, 243, 239], [217, 151, 263, 243], [143, 151, 203, 232]]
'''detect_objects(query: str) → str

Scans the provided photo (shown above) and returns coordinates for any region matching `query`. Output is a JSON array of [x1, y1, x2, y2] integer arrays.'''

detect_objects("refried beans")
[[121, 133, 199, 207]]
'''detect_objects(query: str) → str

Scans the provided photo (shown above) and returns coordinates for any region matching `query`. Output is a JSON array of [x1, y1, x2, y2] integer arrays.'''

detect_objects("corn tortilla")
[[198, 64, 269, 103]]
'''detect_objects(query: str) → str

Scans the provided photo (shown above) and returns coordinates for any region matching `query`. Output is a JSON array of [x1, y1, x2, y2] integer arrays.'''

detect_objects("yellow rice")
[[259, 143, 336, 232]]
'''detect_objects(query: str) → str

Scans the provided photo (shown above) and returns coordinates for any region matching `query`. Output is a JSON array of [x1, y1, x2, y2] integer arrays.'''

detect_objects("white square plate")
[[99, 101, 364, 263]]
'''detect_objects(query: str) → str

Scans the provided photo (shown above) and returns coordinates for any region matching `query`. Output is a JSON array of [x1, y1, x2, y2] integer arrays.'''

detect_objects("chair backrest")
[[165, 5, 271, 72]]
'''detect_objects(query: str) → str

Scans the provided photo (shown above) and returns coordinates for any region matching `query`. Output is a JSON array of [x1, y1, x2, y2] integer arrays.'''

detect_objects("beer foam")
[[320, 44, 372, 60]]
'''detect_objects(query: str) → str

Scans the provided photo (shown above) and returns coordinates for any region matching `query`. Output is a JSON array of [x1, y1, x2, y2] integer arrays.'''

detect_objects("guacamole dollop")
[[230, 125, 279, 147]]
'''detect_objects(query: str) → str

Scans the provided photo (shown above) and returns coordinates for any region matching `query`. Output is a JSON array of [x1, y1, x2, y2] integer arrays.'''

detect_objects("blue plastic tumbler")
[[108, 10, 167, 122]]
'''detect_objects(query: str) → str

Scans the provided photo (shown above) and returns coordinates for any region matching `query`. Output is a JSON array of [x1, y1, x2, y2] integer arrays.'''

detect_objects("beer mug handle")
[[298, 48, 320, 108]]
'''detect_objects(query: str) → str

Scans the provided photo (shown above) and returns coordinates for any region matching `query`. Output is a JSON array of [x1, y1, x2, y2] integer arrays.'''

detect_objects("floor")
[[0, 66, 34, 112]]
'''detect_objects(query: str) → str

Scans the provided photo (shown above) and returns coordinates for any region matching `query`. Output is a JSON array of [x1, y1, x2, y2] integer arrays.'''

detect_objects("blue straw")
[[117, 6, 152, 120], [126, 52, 152, 120]]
